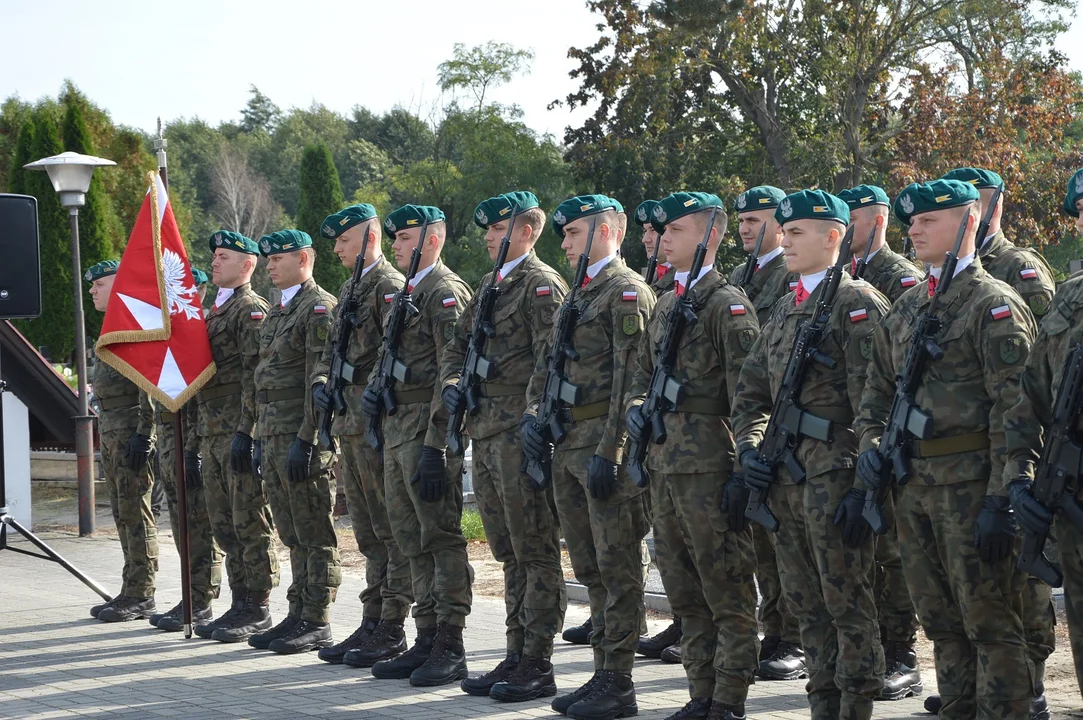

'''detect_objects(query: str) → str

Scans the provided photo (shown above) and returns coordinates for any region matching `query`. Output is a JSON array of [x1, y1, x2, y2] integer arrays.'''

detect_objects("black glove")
[[411, 445, 447, 502], [123, 433, 153, 471], [625, 404, 648, 446], [312, 383, 333, 413], [857, 448, 890, 491], [252, 440, 263, 477], [519, 414, 549, 461], [586, 454, 619, 501], [442, 385, 465, 416], [360, 384, 381, 417], [739, 449, 774, 492], [974, 495, 1017, 563], [230, 432, 253, 474], [1009, 480, 1053, 537], [833, 488, 872, 548], [721, 475, 751, 531], [287, 437, 314, 484], [184, 451, 203, 491]]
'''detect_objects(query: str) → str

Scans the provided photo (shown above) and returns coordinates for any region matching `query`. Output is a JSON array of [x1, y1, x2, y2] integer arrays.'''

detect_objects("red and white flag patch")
[[250, 311, 264, 321], [990, 304, 1012, 321], [729, 304, 747, 316], [536, 285, 552, 297], [1020, 267, 1038, 280], [383, 293, 396, 303], [622, 290, 638, 302], [849, 308, 869, 323], [442, 297, 457, 308], [314, 305, 328, 315], [900, 276, 917, 288]]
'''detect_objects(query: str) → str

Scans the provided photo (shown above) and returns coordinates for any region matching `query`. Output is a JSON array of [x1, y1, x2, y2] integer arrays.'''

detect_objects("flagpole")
[[156, 119, 194, 639]]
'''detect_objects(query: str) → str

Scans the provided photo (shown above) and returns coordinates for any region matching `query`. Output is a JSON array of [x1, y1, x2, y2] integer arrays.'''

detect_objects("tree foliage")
[[296, 142, 347, 290]]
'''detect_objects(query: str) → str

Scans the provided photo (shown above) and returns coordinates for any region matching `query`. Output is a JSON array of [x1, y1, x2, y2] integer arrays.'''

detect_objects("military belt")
[[914, 431, 991, 458], [557, 400, 610, 423], [257, 388, 306, 403], [394, 389, 434, 405], [99, 394, 139, 410], [478, 383, 527, 398], [199, 382, 242, 401], [674, 396, 727, 416], [157, 410, 175, 424]]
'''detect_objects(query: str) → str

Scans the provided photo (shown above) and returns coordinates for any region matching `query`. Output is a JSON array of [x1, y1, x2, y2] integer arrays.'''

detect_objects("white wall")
[[3, 392, 31, 527]]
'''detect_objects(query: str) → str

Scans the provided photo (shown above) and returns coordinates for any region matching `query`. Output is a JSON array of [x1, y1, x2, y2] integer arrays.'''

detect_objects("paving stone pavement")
[[0, 530, 935, 719]]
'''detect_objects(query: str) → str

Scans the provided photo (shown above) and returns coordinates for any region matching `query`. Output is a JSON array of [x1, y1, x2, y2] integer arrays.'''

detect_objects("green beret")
[[633, 200, 658, 228], [259, 229, 312, 257], [775, 190, 850, 226], [734, 186, 786, 213], [893, 179, 979, 225], [473, 191, 539, 229], [1064, 169, 1083, 218], [837, 185, 890, 211], [208, 230, 259, 255], [611, 197, 625, 214], [320, 204, 378, 239], [384, 205, 445, 237], [551, 194, 620, 238], [191, 267, 209, 286], [651, 192, 725, 228], [941, 167, 1004, 190], [84, 259, 119, 283]]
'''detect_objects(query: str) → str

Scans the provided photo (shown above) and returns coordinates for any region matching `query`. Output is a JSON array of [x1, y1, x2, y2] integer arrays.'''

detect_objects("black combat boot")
[[91, 596, 123, 619], [211, 591, 272, 643], [1031, 681, 1051, 720], [705, 702, 746, 720], [562, 618, 594, 645], [566, 669, 637, 720], [923, 695, 942, 714], [660, 644, 681, 664], [553, 672, 602, 715], [878, 641, 923, 700], [149, 601, 176, 627], [196, 587, 246, 639], [756, 640, 807, 680], [98, 596, 156, 623], [247, 614, 300, 649], [489, 655, 557, 702], [269, 619, 333, 654], [157, 602, 213, 632], [460, 653, 520, 696], [370, 626, 437, 679], [665, 698, 712, 720], [409, 623, 468, 687], [318, 616, 379, 664], [758, 635, 781, 662], [637, 617, 682, 658], [343, 619, 408, 668]]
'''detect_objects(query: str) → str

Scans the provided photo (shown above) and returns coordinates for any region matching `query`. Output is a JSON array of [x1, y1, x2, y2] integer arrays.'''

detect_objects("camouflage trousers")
[[553, 444, 649, 672], [471, 428, 566, 658], [384, 435, 472, 628], [1021, 576, 1056, 691], [201, 433, 279, 594], [653, 471, 758, 705], [338, 434, 412, 622], [1058, 516, 1083, 694], [873, 489, 918, 644], [262, 433, 341, 623], [158, 423, 223, 606], [771, 472, 884, 720], [896, 480, 1033, 720], [753, 525, 801, 644], [101, 430, 159, 598]]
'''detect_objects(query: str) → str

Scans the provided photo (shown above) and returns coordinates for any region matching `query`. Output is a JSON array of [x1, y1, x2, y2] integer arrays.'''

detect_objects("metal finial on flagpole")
[[154, 117, 167, 171]]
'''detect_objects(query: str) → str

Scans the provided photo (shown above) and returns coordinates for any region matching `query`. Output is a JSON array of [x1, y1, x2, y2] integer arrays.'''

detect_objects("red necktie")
[[656, 265, 669, 279], [581, 275, 592, 289], [675, 281, 686, 297], [754, 262, 761, 274], [851, 257, 858, 275], [496, 272, 503, 283], [927, 275, 937, 298], [408, 282, 416, 292], [794, 279, 810, 306]]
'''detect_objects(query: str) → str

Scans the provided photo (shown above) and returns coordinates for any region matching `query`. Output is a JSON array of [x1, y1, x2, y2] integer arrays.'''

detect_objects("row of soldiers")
[[78, 162, 1083, 720]]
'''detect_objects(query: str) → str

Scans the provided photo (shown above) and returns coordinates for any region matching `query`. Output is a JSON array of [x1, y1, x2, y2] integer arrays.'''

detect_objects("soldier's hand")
[[123, 433, 153, 471], [230, 432, 253, 474], [974, 496, 1017, 562], [721, 475, 751, 531], [625, 404, 648, 446], [739, 449, 773, 492], [252, 440, 263, 477], [442, 385, 465, 416], [833, 488, 872, 547], [312, 383, 333, 413], [519, 414, 548, 460], [184, 451, 203, 491], [287, 437, 315, 484], [411, 445, 447, 502], [857, 449, 889, 491], [360, 385, 381, 417], [1009, 480, 1053, 536], [586, 454, 618, 501]]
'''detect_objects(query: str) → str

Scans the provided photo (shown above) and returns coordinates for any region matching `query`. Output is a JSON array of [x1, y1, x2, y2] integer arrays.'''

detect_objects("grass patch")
[[461, 508, 487, 542]]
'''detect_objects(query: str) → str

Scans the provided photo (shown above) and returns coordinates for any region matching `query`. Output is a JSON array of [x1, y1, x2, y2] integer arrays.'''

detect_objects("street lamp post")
[[23, 152, 116, 537]]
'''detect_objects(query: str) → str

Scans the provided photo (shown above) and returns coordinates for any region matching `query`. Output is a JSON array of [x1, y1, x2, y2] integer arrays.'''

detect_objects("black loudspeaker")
[[0, 194, 41, 320]]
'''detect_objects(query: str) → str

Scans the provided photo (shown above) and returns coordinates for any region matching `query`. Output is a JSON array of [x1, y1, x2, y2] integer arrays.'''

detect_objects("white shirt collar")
[[214, 287, 235, 308], [586, 252, 618, 279], [757, 245, 784, 266], [980, 229, 999, 250], [930, 252, 975, 280], [673, 266, 712, 290], [800, 269, 828, 294], [864, 245, 882, 262], [362, 257, 381, 278], [409, 262, 436, 288], [498, 253, 529, 281], [279, 284, 302, 307]]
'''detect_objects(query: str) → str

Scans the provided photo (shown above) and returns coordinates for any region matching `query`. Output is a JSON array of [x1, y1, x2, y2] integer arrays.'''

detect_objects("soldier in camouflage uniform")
[[731, 191, 889, 720], [248, 229, 341, 655], [441, 191, 569, 701], [85, 260, 159, 623], [521, 195, 655, 720], [836, 185, 925, 701], [727, 185, 805, 681], [626, 192, 761, 720], [856, 179, 1036, 720], [309, 205, 413, 666], [191, 231, 281, 644], [359, 204, 475, 687]]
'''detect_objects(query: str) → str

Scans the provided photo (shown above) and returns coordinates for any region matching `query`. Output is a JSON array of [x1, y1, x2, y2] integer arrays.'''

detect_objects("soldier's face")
[[560, 217, 612, 265], [661, 215, 711, 271], [392, 228, 421, 271], [1075, 199, 1083, 233], [781, 219, 839, 275], [738, 211, 780, 253], [908, 206, 974, 265], [848, 207, 880, 255], [89, 276, 115, 312], [641, 226, 660, 257], [266, 251, 303, 289], [212, 249, 247, 288], [334, 225, 366, 269]]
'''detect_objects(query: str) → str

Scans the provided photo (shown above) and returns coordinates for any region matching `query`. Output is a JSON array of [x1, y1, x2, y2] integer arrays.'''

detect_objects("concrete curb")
[[566, 581, 672, 614]]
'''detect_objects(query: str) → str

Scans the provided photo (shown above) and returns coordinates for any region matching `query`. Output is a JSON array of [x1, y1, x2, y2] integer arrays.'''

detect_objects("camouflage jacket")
[[440, 251, 567, 441], [526, 256, 655, 462], [733, 274, 888, 483], [366, 260, 472, 450], [728, 251, 797, 322], [90, 354, 155, 437], [855, 258, 1036, 495], [627, 269, 760, 474], [650, 262, 676, 296], [313, 257, 405, 436], [850, 244, 925, 303], [193, 284, 267, 442], [979, 231, 1056, 318], [254, 278, 336, 442]]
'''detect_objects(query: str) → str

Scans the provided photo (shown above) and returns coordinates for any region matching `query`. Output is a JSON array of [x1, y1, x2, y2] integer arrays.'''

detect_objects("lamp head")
[[23, 152, 116, 209]]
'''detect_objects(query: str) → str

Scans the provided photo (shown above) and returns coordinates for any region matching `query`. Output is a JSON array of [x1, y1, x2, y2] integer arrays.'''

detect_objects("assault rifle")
[[851, 223, 878, 281], [364, 219, 428, 451], [744, 225, 855, 532], [1018, 344, 1083, 587], [446, 204, 519, 455], [626, 208, 719, 488], [644, 221, 662, 286], [317, 237, 370, 452], [738, 224, 767, 289], [523, 217, 599, 488]]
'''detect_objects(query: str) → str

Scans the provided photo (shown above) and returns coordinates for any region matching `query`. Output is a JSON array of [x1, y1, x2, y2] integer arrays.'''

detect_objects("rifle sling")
[[99, 394, 139, 411], [913, 431, 990, 458], [557, 400, 610, 423], [478, 383, 527, 398]]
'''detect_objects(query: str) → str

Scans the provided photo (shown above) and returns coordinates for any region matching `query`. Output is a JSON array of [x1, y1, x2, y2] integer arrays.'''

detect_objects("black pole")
[[69, 209, 97, 536]]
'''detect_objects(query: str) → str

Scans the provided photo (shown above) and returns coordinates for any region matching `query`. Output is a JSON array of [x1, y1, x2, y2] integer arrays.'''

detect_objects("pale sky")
[[2, 0, 1081, 139]]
